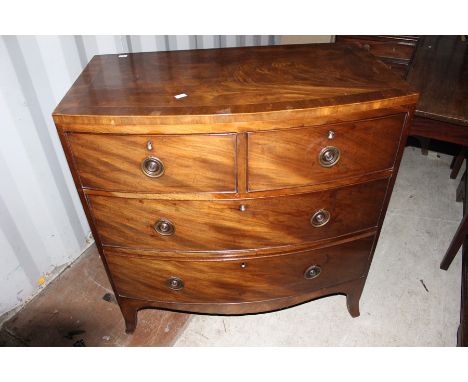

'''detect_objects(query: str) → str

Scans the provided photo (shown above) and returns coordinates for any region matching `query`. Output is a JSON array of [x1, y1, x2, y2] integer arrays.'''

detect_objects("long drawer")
[[247, 114, 405, 191], [67, 133, 237, 193], [105, 235, 375, 304], [89, 178, 388, 251]]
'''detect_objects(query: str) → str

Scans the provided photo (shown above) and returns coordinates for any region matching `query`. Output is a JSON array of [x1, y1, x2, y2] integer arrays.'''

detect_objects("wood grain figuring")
[[116, 278, 366, 318], [52, 43, 418, 332], [53, 44, 417, 126], [88, 178, 388, 251], [67, 133, 237, 192], [105, 235, 374, 304], [247, 114, 404, 191], [82, 169, 393, 201], [102, 230, 377, 260], [55, 105, 416, 134]]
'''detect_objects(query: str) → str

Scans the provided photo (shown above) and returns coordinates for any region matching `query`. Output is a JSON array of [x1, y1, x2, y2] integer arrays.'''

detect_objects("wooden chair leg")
[[441, 212, 468, 270], [450, 148, 467, 179], [457, 172, 466, 203], [450, 150, 459, 168]]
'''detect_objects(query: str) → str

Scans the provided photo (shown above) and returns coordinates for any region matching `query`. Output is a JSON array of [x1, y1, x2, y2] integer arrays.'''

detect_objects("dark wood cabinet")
[[53, 43, 418, 333], [335, 35, 420, 78]]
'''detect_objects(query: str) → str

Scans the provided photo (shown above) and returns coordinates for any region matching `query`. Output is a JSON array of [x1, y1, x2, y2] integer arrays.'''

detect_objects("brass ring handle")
[[304, 265, 322, 280], [310, 209, 330, 227], [154, 218, 175, 236], [318, 146, 341, 167], [141, 156, 165, 178], [166, 276, 184, 290]]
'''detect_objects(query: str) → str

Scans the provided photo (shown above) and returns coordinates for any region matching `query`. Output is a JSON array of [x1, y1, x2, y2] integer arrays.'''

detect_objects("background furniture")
[[53, 44, 417, 333], [335, 35, 419, 78], [406, 35, 468, 346], [407, 36, 468, 148]]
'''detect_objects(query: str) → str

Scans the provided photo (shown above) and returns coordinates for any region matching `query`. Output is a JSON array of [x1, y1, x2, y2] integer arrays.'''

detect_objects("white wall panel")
[[0, 229, 32, 315], [0, 34, 278, 319], [221, 35, 237, 47]]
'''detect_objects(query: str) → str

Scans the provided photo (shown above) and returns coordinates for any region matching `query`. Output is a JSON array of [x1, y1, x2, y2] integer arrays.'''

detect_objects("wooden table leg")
[[450, 147, 467, 179], [440, 213, 468, 270], [417, 136, 430, 155], [456, 172, 466, 202]]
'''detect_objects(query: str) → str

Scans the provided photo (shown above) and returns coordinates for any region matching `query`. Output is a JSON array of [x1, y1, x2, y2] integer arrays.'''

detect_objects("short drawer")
[[247, 114, 405, 191], [105, 235, 374, 304], [89, 178, 388, 251], [67, 133, 237, 193]]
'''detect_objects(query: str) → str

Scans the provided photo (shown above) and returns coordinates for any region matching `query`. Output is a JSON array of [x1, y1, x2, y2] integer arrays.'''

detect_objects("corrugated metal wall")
[[0, 35, 279, 318]]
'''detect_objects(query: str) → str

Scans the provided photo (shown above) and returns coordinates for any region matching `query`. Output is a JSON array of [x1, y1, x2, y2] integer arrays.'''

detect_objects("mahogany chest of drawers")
[[53, 43, 418, 333]]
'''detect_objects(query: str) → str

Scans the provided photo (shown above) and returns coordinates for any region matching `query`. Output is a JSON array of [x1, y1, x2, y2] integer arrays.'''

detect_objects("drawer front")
[[336, 36, 417, 61], [67, 133, 237, 193], [89, 178, 388, 251], [105, 235, 374, 304], [247, 114, 404, 191]]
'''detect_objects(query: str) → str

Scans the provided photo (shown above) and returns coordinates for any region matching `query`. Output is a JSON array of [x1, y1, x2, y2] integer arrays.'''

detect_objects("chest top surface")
[[53, 43, 417, 125]]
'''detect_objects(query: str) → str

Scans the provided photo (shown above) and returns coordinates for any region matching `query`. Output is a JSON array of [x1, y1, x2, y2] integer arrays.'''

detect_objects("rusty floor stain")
[[0, 246, 191, 347]]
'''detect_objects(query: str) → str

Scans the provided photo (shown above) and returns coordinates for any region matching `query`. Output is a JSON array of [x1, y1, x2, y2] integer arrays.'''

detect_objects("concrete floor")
[[174, 147, 463, 346], [0, 246, 190, 346], [0, 147, 463, 346]]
